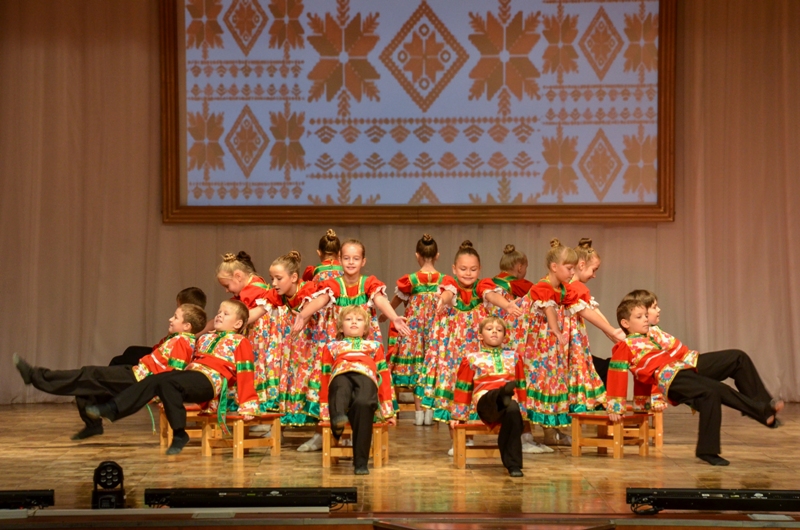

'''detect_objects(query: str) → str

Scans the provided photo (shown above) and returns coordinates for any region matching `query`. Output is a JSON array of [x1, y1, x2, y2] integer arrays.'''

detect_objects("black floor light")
[[92, 461, 125, 509]]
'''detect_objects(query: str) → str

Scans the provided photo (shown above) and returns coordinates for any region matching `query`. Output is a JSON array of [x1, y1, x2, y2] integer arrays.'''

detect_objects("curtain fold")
[[1, 0, 798, 404]]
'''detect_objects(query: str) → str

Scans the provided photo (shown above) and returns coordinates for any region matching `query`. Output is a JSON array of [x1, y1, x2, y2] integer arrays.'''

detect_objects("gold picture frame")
[[160, 0, 675, 224]]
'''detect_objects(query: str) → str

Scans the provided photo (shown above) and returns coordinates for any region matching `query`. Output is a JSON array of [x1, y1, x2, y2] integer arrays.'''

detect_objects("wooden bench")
[[453, 423, 501, 469], [570, 412, 650, 458], [394, 386, 416, 413], [158, 404, 203, 449], [198, 413, 282, 459], [320, 422, 389, 468]]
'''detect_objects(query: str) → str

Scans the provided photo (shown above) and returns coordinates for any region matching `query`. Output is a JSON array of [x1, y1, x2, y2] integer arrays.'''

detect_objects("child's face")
[[622, 306, 650, 335], [341, 243, 365, 277], [341, 311, 367, 338], [452, 255, 480, 287], [214, 303, 244, 332], [576, 256, 600, 283], [511, 260, 528, 279], [168, 308, 191, 334], [479, 320, 505, 347], [269, 264, 297, 296], [218, 271, 247, 296], [646, 300, 661, 326], [551, 260, 575, 284]]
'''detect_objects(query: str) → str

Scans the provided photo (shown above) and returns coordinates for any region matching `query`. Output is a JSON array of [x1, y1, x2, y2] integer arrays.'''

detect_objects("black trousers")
[[666, 349, 774, 456], [109, 346, 152, 367], [112, 371, 214, 431], [476, 388, 523, 471], [592, 356, 610, 386], [29, 365, 137, 429], [329, 372, 378, 469]]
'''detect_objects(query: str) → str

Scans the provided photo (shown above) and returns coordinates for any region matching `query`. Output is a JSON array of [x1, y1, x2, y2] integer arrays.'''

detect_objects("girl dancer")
[[386, 234, 442, 425], [303, 229, 343, 282]]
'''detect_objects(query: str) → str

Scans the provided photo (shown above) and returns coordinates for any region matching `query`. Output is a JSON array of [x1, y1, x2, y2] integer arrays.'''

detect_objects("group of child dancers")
[[14, 231, 783, 476]]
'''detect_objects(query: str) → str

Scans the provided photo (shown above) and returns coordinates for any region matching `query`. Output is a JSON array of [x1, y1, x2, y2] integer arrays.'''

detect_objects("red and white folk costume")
[[563, 280, 607, 412]]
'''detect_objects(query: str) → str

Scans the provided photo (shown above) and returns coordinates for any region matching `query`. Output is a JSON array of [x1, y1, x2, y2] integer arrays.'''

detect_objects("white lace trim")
[[366, 284, 387, 308], [394, 286, 410, 302], [305, 286, 336, 312]]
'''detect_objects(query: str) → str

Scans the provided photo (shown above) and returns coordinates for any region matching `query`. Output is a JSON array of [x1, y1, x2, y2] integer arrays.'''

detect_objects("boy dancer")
[[608, 298, 782, 466], [319, 306, 397, 475], [450, 316, 526, 477], [14, 304, 205, 440], [85, 300, 260, 455]]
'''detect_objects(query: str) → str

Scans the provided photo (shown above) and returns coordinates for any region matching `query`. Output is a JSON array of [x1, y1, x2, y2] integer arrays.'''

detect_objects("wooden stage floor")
[[0, 403, 798, 515]]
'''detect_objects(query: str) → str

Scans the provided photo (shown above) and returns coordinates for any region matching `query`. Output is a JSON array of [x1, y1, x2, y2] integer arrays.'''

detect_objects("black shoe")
[[508, 468, 524, 478], [698, 454, 730, 466], [354, 465, 369, 475], [166, 431, 190, 455], [71, 425, 104, 440], [85, 402, 117, 421], [331, 414, 348, 441], [13, 354, 33, 385]]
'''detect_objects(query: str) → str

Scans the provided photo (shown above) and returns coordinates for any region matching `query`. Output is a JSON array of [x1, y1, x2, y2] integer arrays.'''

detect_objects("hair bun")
[[577, 237, 593, 249], [325, 228, 337, 240], [459, 240, 474, 249], [549, 238, 563, 248], [422, 233, 433, 244], [222, 253, 237, 262], [503, 244, 516, 254], [287, 250, 302, 261], [236, 251, 252, 262]]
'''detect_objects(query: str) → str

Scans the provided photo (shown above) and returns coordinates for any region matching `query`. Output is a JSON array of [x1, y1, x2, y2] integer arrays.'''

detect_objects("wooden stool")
[[394, 386, 416, 413], [453, 423, 501, 469], [320, 422, 389, 468], [199, 413, 282, 459], [570, 412, 650, 458], [158, 404, 203, 449], [625, 409, 663, 448]]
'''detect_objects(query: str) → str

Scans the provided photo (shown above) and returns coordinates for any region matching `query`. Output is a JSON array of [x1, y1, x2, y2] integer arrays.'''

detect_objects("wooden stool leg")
[[372, 425, 382, 468], [382, 425, 389, 463], [597, 424, 608, 455], [612, 422, 623, 458], [322, 427, 332, 468], [454, 428, 466, 469], [233, 419, 244, 459], [159, 410, 169, 449], [201, 420, 213, 457], [271, 417, 281, 456], [571, 418, 582, 457], [654, 411, 663, 449], [639, 419, 649, 457]]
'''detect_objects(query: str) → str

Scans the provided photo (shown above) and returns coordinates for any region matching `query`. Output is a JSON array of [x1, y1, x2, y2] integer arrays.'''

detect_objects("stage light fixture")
[[627, 488, 800, 514], [144, 487, 357, 508], [91, 461, 125, 509], [0, 490, 54, 510]]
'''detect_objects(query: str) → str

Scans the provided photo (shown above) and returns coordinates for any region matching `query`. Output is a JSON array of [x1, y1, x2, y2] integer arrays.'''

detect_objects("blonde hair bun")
[[325, 229, 337, 240], [503, 244, 516, 254], [549, 238, 562, 248]]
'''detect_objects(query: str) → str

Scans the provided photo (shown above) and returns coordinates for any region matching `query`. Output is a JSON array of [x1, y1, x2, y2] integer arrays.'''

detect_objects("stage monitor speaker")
[[144, 487, 357, 508], [0, 490, 54, 510], [627, 488, 800, 514]]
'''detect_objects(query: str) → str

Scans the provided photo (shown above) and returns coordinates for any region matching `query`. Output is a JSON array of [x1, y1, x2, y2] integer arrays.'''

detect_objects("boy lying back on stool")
[[449, 316, 526, 477], [608, 298, 783, 466], [319, 306, 396, 475], [85, 300, 261, 455], [13, 304, 206, 440]]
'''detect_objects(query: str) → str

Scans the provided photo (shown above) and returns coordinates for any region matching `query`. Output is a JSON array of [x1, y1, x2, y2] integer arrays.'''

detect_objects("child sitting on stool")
[[449, 316, 526, 477], [319, 306, 396, 475], [85, 300, 261, 455]]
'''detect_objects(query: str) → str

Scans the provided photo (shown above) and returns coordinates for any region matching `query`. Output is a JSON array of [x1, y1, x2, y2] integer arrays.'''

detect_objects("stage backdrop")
[[0, 0, 798, 405], [163, 0, 674, 223]]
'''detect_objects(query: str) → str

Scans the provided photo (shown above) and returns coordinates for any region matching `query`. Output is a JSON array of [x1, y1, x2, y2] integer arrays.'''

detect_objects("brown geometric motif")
[[623, 2, 658, 84], [379, 1, 469, 113], [188, 60, 303, 79], [541, 125, 578, 202], [544, 106, 656, 125], [544, 84, 656, 103], [188, 82, 302, 101], [622, 124, 656, 201], [268, 0, 305, 49], [224, 0, 269, 56], [224, 104, 269, 178], [187, 0, 225, 60], [578, 128, 622, 201], [306, 0, 380, 116], [192, 180, 304, 201], [469, 176, 538, 204], [409, 182, 440, 204], [579, 7, 623, 81], [269, 102, 306, 170], [187, 101, 225, 181], [542, 3, 579, 85], [468, 0, 542, 116]]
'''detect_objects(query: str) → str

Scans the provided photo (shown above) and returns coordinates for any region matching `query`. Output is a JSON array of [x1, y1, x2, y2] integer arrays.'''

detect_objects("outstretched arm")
[[437, 291, 455, 314], [578, 307, 625, 342], [379, 295, 405, 322], [484, 291, 522, 318], [291, 294, 330, 335], [373, 294, 411, 336]]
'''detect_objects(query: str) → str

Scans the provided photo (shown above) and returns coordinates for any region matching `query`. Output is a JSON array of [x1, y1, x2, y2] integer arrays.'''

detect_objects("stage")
[[0, 403, 798, 527]]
